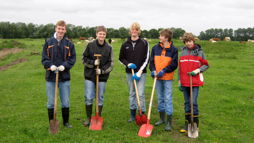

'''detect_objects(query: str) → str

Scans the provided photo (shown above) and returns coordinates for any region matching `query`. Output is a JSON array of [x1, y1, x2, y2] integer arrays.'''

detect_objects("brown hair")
[[160, 29, 173, 41], [182, 32, 195, 43], [96, 26, 107, 33], [129, 22, 141, 35], [56, 20, 66, 27]]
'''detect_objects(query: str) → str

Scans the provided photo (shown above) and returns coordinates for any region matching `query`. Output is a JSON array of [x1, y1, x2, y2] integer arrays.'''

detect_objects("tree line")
[[199, 28, 254, 41], [0, 22, 185, 39], [0, 22, 253, 41]]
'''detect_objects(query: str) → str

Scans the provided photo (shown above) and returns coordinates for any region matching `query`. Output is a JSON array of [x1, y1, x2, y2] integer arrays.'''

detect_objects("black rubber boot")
[[62, 107, 72, 128], [48, 108, 54, 122], [165, 115, 172, 131], [99, 105, 103, 116], [128, 109, 136, 123], [194, 115, 199, 127], [155, 112, 165, 126], [84, 104, 92, 127], [180, 114, 190, 133]]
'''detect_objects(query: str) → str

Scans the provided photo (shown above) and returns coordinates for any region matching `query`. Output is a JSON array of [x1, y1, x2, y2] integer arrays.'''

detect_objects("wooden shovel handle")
[[95, 56, 100, 114], [131, 69, 142, 114], [190, 75, 194, 124], [94, 54, 102, 114], [147, 77, 157, 120], [53, 71, 59, 120]]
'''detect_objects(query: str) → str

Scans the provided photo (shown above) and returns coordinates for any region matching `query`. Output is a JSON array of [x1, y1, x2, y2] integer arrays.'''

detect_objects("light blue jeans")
[[126, 73, 146, 112], [182, 86, 199, 115], [46, 81, 70, 109], [156, 80, 173, 115], [84, 80, 106, 106]]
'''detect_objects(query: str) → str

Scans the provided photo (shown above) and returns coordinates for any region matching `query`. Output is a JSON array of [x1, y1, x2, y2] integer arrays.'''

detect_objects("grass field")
[[0, 38, 254, 143]]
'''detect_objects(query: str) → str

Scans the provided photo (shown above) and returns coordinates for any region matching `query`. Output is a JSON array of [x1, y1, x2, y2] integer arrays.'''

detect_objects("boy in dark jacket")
[[178, 33, 209, 133], [82, 26, 114, 126], [150, 29, 178, 131], [41, 20, 76, 128], [119, 22, 149, 122]]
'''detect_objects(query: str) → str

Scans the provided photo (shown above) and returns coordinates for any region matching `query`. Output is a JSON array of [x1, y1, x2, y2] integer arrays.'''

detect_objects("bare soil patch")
[[0, 58, 27, 71], [0, 48, 23, 59]]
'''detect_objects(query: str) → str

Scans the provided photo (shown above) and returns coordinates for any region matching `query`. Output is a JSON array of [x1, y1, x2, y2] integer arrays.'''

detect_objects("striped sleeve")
[[199, 51, 209, 72], [139, 41, 150, 71]]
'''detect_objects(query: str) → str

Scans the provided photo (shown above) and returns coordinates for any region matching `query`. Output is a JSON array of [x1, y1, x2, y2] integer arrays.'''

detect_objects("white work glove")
[[58, 65, 65, 71], [136, 70, 143, 78], [189, 69, 200, 76], [94, 59, 100, 66], [50, 65, 57, 71], [95, 68, 102, 75]]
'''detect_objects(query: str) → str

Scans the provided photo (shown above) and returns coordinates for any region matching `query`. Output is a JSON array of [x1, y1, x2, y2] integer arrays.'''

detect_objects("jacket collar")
[[54, 32, 64, 42], [186, 44, 201, 50], [96, 39, 106, 47], [127, 36, 140, 43], [159, 41, 172, 49]]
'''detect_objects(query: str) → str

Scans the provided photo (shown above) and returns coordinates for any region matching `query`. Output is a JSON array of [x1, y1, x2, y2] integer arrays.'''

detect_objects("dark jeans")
[[182, 86, 199, 115]]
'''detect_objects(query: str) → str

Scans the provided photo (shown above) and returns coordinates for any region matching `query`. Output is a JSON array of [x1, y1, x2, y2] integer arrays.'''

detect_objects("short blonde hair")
[[56, 20, 66, 27], [182, 32, 195, 43], [129, 22, 141, 35]]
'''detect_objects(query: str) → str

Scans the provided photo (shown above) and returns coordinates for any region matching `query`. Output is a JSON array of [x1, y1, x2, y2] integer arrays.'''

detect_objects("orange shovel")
[[138, 77, 157, 137], [89, 54, 103, 130]]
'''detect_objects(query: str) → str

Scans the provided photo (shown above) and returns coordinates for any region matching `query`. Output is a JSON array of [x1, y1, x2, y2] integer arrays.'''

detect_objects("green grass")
[[0, 39, 26, 50], [0, 38, 254, 143]]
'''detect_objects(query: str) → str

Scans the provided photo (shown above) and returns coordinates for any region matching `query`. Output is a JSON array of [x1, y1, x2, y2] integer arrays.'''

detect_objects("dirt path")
[[0, 58, 27, 71], [0, 48, 23, 59]]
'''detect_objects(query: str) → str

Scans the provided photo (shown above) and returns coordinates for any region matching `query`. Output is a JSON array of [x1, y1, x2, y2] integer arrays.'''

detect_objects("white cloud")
[[0, 0, 253, 35]]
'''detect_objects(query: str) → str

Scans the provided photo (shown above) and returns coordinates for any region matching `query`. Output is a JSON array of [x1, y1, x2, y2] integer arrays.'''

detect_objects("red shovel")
[[131, 69, 147, 126], [138, 77, 157, 138], [89, 54, 103, 131]]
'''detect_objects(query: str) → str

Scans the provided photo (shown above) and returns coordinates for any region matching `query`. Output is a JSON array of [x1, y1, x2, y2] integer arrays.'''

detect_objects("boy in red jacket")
[[178, 33, 209, 133]]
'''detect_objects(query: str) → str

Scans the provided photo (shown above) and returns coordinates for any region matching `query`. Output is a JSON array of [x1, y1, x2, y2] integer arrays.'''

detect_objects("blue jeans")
[[126, 73, 146, 112], [156, 80, 173, 115], [182, 86, 199, 115], [84, 80, 106, 106], [46, 81, 70, 109]]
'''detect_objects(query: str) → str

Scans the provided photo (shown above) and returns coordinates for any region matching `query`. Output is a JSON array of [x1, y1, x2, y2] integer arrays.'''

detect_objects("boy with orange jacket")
[[150, 29, 178, 131]]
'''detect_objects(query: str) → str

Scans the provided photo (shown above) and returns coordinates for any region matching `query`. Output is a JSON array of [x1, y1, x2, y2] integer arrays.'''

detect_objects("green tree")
[[149, 29, 159, 39], [170, 28, 185, 39], [141, 29, 150, 38], [118, 27, 128, 39]]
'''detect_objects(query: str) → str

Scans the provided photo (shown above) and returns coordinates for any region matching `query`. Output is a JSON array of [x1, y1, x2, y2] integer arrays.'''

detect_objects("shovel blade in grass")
[[135, 114, 147, 126], [138, 78, 157, 138], [89, 114, 104, 131], [49, 119, 59, 134], [138, 123, 153, 138], [188, 123, 199, 138]]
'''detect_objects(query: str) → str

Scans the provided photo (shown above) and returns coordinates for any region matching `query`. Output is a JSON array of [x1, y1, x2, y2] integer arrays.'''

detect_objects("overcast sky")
[[0, 0, 253, 35]]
